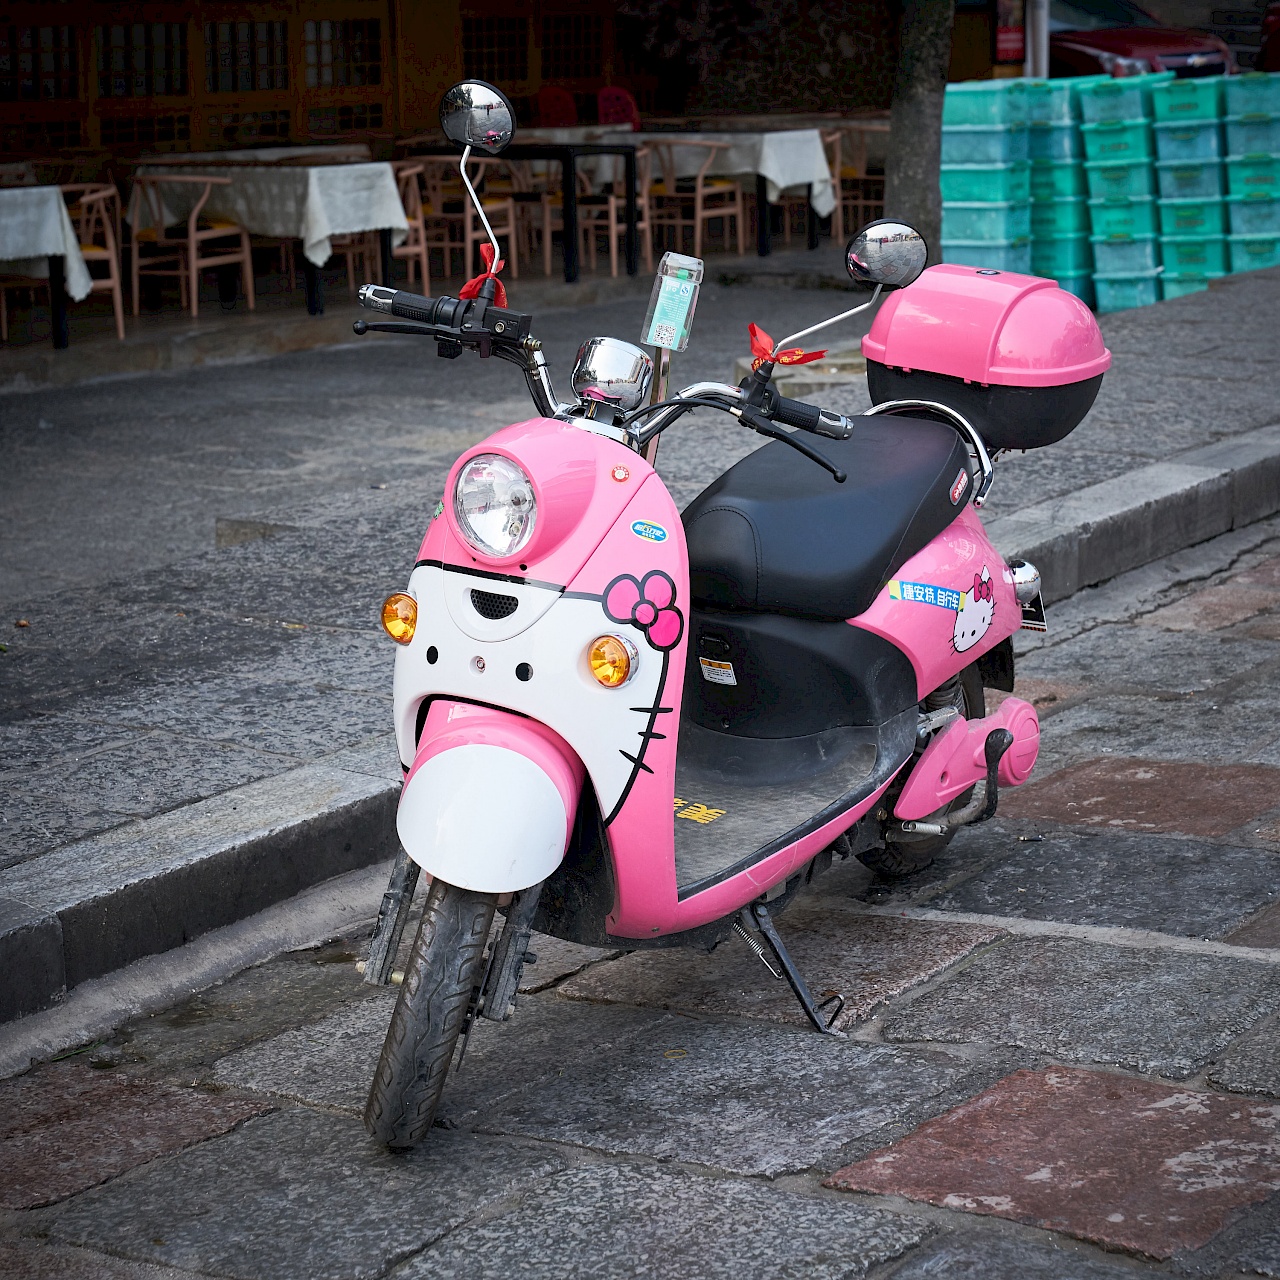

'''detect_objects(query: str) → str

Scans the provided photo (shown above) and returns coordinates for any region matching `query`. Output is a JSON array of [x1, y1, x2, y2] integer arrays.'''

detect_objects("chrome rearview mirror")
[[571, 337, 654, 417], [439, 80, 516, 155], [846, 219, 928, 289]]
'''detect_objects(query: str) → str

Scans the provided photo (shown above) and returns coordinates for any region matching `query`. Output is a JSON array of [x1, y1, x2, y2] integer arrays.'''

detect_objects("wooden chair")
[[130, 175, 255, 318], [582, 146, 654, 277], [329, 231, 378, 293], [538, 86, 578, 128], [838, 125, 886, 236], [779, 129, 844, 245], [649, 142, 746, 258], [386, 161, 433, 290], [540, 167, 601, 277], [467, 192, 519, 279], [598, 86, 641, 129], [420, 160, 467, 281], [67, 184, 125, 341]]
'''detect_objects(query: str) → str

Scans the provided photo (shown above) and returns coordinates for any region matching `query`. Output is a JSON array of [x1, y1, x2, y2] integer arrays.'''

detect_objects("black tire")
[[364, 877, 496, 1149], [858, 663, 986, 879]]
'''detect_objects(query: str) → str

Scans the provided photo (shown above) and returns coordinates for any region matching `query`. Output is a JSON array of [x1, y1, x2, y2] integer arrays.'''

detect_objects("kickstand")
[[740, 904, 847, 1038]]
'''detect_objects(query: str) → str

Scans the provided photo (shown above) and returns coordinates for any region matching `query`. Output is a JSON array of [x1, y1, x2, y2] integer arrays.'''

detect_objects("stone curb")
[[4, 422, 1279, 1031]]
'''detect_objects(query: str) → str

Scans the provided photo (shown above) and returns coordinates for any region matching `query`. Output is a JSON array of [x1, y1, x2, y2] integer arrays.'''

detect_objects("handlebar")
[[771, 395, 854, 441], [358, 284, 467, 328]]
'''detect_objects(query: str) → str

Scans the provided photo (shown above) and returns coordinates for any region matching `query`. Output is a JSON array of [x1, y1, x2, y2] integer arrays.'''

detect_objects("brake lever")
[[353, 318, 449, 338], [736, 407, 847, 483]]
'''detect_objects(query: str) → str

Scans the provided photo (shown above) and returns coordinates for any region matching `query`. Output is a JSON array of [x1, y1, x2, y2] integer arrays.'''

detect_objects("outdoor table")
[[413, 142, 639, 284], [0, 184, 93, 349], [130, 159, 407, 315]]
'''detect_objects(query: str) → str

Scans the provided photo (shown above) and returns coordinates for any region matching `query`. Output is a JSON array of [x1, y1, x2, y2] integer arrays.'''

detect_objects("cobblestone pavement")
[[3, 517, 1280, 1277]]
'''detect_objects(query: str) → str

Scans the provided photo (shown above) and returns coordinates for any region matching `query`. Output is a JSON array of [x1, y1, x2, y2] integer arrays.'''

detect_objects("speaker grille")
[[470, 589, 519, 620]]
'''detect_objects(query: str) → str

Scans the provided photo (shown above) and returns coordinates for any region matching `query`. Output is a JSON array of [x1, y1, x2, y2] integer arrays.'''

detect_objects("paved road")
[[3, 516, 1279, 1277]]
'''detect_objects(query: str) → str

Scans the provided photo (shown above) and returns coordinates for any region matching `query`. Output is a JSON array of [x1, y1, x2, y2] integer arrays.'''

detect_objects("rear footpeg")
[[896, 726, 1015, 837]]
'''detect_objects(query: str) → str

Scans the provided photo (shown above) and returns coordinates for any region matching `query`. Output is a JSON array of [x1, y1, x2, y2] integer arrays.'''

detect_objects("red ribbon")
[[972, 572, 994, 603], [459, 243, 507, 308], [748, 322, 826, 373]]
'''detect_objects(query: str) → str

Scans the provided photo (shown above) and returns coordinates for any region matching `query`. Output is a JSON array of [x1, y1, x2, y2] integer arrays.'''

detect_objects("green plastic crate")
[[1156, 159, 1224, 199], [1228, 232, 1280, 273], [1153, 120, 1223, 163], [942, 238, 1033, 272], [1157, 197, 1225, 236], [942, 200, 1033, 241], [1056, 272, 1097, 307], [1092, 234, 1159, 272], [1224, 72, 1280, 117], [1095, 270, 1161, 313], [1032, 196, 1090, 236], [944, 79, 1029, 126], [1025, 79, 1077, 125], [1085, 159, 1156, 200], [1227, 195, 1280, 234], [1078, 72, 1174, 123], [941, 162, 1032, 203], [1225, 114, 1280, 156], [1081, 119, 1153, 164], [1088, 196, 1158, 237], [1031, 159, 1088, 198], [1161, 271, 1224, 300], [1226, 154, 1280, 199], [1151, 76, 1224, 122], [1030, 123, 1083, 161], [1160, 234, 1227, 273], [1031, 234, 1094, 276], [942, 124, 1031, 165]]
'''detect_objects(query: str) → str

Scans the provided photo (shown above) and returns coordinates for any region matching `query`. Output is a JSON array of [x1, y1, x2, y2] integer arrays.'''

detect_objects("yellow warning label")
[[699, 657, 737, 686]]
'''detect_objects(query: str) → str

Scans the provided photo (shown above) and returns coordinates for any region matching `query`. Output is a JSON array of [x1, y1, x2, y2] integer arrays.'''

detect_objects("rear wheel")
[[364, 877, 496, 1149], [858, 662, 985, 879]]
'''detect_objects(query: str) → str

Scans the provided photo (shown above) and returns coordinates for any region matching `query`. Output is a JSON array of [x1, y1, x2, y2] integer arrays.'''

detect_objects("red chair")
[[538, 86, 579, 128], [598, 86, 640, 129]]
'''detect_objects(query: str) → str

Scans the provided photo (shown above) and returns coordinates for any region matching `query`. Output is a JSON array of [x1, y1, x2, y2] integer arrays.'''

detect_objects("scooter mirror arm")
[[769, 283, 883, 360], [863, 398, 995, 507], [458, 144, 503, 271]]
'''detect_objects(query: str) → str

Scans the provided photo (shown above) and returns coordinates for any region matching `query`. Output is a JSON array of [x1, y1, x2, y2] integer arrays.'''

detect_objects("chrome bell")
[[570, 337, 654, 417], [1008, 559, 1042, 605]]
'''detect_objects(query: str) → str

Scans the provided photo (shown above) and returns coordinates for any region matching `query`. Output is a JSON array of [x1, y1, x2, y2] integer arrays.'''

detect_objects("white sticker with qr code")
[[699, 657, 737, 686]]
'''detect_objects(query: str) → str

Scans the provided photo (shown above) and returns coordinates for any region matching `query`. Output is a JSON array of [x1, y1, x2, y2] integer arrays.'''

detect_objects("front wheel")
[[364, 876, 496, 1149]]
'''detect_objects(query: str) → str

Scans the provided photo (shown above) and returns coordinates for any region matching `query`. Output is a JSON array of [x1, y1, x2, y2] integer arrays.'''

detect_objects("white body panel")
[[396, 743, 568, 892]]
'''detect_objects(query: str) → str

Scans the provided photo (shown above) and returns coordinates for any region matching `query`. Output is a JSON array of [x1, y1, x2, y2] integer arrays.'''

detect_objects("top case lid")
[[861, 264, 1112, 389]]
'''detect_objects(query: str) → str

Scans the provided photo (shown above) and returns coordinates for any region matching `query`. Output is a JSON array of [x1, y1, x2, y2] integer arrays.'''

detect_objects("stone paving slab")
[[825, 1066, 1280, 1259], [1207, 1014, 1280, 1099], [559, 904, 1003, 1030], [44, 1107, 568, 1280], [887, 1231, 1151, 1279], [1174, 1190, 1280, 1277], [0, 1057, 271, 1210], [880, 936, 1280, 1078], [998, 757, 1280, 839], [400, 1162, 930, 1280], [923, 827, 1280, 940], [474, 1012, 1000, 1177], [1229, 902, 1280, 950], [0, 1239, 208, 1280]]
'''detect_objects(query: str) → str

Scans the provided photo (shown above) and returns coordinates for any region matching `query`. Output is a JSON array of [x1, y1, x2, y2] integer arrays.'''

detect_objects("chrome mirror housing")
[[571, 338, 654, 416], [846, 220, 928, 289], [439, 81, 516, 155]]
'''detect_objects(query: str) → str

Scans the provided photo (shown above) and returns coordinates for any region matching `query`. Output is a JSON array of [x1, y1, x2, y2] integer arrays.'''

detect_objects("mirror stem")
[[769, 284, 882, 359], [458, 144, 503, 275]]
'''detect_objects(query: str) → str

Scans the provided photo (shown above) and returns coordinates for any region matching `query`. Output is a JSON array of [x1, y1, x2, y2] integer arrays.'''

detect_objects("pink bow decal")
[[972, 572, 994, 603], [603, 571, 684, 651]]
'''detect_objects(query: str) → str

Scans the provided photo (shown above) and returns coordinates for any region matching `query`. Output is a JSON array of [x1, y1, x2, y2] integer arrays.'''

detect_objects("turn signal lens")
[[588, 634, 635, 688], [381, 593, 417, 644]]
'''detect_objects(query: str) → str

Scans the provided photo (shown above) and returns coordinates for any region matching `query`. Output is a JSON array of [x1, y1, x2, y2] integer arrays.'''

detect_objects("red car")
[[1049, 0, 1237, 77]]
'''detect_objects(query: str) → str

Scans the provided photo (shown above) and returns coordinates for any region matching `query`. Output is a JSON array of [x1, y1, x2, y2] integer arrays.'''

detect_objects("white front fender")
[[396, 701, 584, 893]]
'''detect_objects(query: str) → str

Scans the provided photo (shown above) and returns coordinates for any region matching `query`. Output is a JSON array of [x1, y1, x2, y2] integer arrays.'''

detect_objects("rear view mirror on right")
[[846, 220, 928, 289]]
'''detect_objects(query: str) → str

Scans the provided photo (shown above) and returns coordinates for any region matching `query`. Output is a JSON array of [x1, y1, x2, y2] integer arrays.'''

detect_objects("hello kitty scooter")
[[352, 80, 1111, 1149]]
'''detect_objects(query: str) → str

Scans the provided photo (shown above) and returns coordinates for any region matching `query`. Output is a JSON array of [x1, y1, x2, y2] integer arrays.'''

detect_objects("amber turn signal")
[[588, 634, 634, 688], [381, 593, 417, 644]]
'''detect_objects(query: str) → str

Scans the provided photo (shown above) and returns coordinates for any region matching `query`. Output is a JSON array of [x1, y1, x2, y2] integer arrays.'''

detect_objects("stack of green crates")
[[941, 80, 1032, 273], [1078, 72, 1171, 312], [1224, 73, 1280, 279], [1027, 77, 1101, 305]]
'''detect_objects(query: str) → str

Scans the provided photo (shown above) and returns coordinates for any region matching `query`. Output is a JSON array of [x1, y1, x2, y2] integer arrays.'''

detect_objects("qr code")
[[651, 322, 677, 347]]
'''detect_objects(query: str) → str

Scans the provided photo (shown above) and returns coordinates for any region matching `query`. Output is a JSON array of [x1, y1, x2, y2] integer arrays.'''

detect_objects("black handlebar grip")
[[771, 395, 823, 432], [357, 284, 465, 328]]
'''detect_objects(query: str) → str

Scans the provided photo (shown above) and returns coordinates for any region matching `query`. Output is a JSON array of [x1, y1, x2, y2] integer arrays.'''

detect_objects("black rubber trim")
[[415, 558, 565, 593]]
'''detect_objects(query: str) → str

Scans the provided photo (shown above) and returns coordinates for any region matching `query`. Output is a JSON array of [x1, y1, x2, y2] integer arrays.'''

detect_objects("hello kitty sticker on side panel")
[[952, 567, 995, 653]]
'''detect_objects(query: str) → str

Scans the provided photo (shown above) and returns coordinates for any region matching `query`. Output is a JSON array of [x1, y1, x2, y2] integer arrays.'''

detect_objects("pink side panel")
[[894, 695, 1040, 821], [417, 418, 655, 587], [850, 505, 1020, 701], [407, 699, 584, 822]]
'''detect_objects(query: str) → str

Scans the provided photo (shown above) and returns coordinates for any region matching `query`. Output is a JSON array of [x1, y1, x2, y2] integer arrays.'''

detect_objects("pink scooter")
[[355, 81, 1112, 1149]]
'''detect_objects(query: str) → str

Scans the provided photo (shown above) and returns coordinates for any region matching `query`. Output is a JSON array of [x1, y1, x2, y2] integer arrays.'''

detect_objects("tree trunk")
[[884, 0, 956, 263]]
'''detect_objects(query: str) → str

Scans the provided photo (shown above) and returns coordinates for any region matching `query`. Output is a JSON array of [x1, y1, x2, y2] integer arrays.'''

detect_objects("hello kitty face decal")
[[886, 565, 995, 654]]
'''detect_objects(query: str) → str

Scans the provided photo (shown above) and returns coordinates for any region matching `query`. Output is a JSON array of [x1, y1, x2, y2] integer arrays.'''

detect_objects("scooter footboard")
[[397, 700, 584, 893]]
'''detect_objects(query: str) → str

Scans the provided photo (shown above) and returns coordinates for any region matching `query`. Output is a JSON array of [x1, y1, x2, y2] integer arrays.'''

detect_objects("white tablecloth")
[[517, 127, 835, 216], [131, 161, 408, 267], [0, 185, 93, 299], [138, 143, 372, 165]]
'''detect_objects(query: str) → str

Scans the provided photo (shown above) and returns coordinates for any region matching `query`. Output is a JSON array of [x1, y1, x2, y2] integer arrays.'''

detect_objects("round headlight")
[[453, 454, 537, 559]]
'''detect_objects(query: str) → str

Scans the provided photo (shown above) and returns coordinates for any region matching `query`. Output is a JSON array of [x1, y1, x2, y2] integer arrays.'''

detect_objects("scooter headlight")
[[453, 454, 537, 559]]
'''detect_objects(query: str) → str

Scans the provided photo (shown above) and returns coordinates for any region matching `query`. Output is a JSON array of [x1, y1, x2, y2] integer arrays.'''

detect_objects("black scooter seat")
[[682, 415, 974, 621]]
